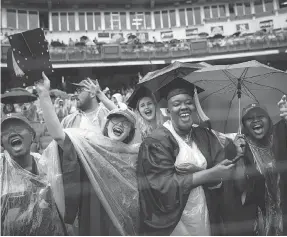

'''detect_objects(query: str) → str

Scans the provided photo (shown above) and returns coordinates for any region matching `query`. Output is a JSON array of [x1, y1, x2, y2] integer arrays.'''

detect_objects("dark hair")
[[102, 115, 136, 144], [3, 104, 15, 114]]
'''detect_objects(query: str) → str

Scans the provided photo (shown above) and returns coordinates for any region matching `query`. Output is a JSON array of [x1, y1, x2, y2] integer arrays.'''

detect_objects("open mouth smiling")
[[9, 135, 23, 150], [144, 109, 152, 117], [251, 123, 264, 134], [113, 126, 124, 136]]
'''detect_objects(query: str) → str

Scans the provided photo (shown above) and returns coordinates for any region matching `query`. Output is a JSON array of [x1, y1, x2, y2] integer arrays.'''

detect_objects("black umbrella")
[[232, 31, 241, 37], [128, 34, 137, 40], [144, 41, 154, 45], [1, 87, 37, 104], [198, 32, 209, 38], [209, 34, 225, 40]]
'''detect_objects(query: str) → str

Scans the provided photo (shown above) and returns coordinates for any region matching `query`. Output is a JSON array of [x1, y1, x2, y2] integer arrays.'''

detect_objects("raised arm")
[[35, 72, 65, 147], [83, 78, 117, 111]]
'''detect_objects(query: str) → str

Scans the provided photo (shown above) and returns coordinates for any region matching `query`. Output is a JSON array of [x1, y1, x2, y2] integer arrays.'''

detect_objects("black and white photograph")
[[1, 0, 287, 236]]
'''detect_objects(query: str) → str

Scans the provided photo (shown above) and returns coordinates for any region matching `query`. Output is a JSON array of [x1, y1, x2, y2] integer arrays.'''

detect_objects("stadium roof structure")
[[2, 0, 230, 8]]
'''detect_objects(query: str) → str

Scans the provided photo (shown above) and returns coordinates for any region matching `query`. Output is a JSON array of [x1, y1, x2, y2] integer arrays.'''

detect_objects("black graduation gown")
[[222, 119, 287, 235], [137, 125, 227, 236], [58, 135, 120, 236]]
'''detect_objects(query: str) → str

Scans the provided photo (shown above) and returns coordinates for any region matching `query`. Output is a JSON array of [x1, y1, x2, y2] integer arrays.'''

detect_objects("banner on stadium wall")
[[259, 20, 273, 29], [111, 33, 123, 39], [98, 32, 110, 38], [160, 31, 173, 40], [185, 28, 198, 38], [136, 32, 149, 42], [211, 26, 224, 35], [236, 23, 249, 32]]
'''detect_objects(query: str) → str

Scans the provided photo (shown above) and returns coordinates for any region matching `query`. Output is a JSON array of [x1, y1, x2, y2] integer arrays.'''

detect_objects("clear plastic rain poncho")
[[61, 127, 140, 235], [0, 148, 65, 236]]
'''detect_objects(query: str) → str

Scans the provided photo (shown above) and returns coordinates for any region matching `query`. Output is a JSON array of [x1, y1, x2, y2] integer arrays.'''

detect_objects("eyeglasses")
[[110, 117, 131, 128], [75, 87, 87, 94]]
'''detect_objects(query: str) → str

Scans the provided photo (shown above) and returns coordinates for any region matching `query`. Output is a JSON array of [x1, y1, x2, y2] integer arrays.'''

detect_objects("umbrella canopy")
[[128, 34, 137, 40], [198, 32, 209, 38], [232, 31, 241, 37], [138, 61, 208, 93], [1, 87, 37, 104], [184, 60, 287, 133], [209, 34, 225, 40]]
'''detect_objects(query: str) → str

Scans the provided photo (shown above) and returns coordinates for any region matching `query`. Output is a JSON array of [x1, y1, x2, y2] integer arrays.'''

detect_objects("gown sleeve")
[[137, 130, 198, 235]]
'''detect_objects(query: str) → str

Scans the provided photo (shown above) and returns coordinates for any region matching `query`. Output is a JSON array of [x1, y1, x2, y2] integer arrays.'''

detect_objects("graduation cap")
[[156, 77, 204, 101], [7, 28, 53, 88], [127, 86, 156, 109], [156, 78, 210, 122]]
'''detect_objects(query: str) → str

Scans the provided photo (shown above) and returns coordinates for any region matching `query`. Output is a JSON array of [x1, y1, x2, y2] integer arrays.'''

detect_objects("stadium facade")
[[1, 0, 287, 91]]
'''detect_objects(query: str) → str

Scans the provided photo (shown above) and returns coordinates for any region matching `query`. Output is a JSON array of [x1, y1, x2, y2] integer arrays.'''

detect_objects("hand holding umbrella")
[[232, 134, 246, 164]]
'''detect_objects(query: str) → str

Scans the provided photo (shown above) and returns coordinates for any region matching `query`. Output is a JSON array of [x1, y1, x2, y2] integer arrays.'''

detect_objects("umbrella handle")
[[238, 97, 242, 134]]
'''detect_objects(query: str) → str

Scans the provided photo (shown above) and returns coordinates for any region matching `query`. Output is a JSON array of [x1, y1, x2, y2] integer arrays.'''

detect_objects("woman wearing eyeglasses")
[[102, 108, 136, 144]]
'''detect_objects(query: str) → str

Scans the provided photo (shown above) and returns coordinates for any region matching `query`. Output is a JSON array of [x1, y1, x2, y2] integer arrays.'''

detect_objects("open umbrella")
[[1, 87, 37, 104], [184, 60, 287, 133], [133, 61, 209, 108], [128, 34, 137, 40], [138, 61, 208, 93], [198, 32, 209, 38]]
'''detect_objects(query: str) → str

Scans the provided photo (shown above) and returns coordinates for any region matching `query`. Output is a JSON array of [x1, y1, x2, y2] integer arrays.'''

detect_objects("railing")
[[1, 35, 287, 64]]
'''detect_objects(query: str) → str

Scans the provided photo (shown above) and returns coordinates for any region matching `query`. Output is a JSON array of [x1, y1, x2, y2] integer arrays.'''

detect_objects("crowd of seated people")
[[1, 28, 287, 60], [44, 28, 287, 58]]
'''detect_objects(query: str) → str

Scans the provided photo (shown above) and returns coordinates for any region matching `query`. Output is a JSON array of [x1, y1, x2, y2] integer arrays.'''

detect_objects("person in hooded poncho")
[[0, 113, 66, 236], [136, 79, 240, 236], [35, 73, 140, 236], [222, 96, 287, 235]]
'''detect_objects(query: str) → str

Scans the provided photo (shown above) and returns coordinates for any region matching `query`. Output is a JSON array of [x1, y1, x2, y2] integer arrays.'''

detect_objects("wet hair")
[[102, 114, 136, 144]]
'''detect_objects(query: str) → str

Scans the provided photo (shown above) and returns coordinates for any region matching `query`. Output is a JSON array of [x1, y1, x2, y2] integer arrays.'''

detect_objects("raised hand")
[[278, 95, 287, 121], [82, 78, 101, 95], [35, 71, 51, 95]]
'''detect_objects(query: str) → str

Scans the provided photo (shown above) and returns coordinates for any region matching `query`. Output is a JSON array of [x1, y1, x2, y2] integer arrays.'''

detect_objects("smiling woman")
[[0, 114, 66, 235], [103, 108, 136, 144]]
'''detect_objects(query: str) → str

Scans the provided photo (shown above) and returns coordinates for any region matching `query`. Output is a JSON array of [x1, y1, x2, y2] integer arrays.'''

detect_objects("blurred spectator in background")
[[69, 38, 75, 46], [50, 92, 57, 104], [112, 93, 128, 110], [54, 98, 69, 122], [3, 103, 15, 115], [103, 87, 111, 100]]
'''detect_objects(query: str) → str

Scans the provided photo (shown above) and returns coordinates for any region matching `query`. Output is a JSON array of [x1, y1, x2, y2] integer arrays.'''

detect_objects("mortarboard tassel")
[[12, 51, 25, 77], [194, 87, 210, 122]]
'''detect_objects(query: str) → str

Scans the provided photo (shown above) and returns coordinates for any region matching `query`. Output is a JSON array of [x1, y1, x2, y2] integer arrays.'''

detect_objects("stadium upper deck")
[[1, 0, 287, 67]]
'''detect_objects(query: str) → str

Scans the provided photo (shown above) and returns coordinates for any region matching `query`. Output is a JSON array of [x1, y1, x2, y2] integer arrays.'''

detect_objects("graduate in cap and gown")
[[137, 79, 240, 236]]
